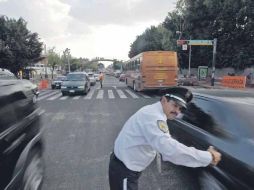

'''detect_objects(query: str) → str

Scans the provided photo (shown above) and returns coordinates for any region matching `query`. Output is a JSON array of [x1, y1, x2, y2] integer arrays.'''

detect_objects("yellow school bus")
[[125, 51, 178, 91]]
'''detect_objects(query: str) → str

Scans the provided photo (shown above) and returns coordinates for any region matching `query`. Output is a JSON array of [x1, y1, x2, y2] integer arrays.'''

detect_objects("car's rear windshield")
[[88, 74, 94, 77], [67, 74, 85, 81], [0, 73, 16, 79], [56, 77, 66, 81]]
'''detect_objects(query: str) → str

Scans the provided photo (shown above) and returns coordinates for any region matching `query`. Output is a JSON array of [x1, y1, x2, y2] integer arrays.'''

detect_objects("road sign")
[[188, 40, 213, 46], [182, 44, 188, 50], [198, 66, 208, 80]]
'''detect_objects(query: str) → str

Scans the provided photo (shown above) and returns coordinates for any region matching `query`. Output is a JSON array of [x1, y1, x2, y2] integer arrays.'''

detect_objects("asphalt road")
[[38, 76, 254, 190]]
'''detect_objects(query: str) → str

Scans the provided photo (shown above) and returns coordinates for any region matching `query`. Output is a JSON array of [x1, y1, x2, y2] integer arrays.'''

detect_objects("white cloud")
[[0, 0, 177, 61]]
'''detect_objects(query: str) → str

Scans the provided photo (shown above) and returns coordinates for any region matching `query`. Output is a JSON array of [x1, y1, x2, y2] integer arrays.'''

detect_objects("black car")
[[61, 72, 91, 96], [51, 76, 66, 89], [0, 68, 44, 190], [168, 93, 254, 190]]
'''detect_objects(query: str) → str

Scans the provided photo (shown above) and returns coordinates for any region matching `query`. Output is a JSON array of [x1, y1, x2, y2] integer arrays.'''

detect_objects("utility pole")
[[211, 38, 217, 86], [188, 37, 192, 77], [64, 48, 71, 73], [68, 50, 70, 73]]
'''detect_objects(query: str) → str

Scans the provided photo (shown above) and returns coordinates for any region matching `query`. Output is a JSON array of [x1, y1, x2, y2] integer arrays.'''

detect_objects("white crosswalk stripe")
[[73, 96, 81, 100], [37, 91, 59, 101], [108, 90, 115, 99], [59, 96, 68, 100], [84, 89, 95, 99], [39, 90, 51, 96], [47, 93, 62, 100], [37, 88, 160, 101], [116, 89, 127, 99], [96, 90, 104, 99], [139, 94, 151, 98], [125, 89, 139, 99]]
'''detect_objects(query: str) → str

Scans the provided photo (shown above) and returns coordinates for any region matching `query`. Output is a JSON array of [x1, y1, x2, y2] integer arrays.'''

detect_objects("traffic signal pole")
[[211, 38, 217, 86]]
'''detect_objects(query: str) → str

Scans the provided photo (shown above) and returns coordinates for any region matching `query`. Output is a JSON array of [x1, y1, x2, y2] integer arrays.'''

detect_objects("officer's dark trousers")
[[109, 153, 142, 190]]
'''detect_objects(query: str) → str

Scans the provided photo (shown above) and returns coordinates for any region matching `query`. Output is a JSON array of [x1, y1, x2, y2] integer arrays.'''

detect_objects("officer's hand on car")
[[207, 146, 222, 166]]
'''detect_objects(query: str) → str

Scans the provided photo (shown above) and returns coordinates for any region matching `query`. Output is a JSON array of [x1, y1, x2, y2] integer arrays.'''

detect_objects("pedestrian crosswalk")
[[37, 88, 160, 101]]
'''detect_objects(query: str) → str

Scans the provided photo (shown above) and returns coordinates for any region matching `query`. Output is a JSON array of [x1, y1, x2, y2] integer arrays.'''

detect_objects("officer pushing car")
[[108, 87, 221, 190]]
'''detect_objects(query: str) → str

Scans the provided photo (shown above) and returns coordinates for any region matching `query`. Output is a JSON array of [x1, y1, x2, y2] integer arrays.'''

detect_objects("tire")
[[22, 149, 44, 190], [125, 79, 128, 85], [62, 92, 66, 96], [51, 85, 54, 89]]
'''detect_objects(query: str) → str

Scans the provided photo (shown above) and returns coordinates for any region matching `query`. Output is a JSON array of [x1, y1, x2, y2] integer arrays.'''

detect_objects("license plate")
[[56, 84, 59, 86], [69, 90, 75, 93]]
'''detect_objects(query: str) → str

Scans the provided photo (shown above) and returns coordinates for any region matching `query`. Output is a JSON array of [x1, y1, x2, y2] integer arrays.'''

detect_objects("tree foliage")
[[129, 0, 254, 69], [0, 16, 43, 74], [47, 47, 62, 78]]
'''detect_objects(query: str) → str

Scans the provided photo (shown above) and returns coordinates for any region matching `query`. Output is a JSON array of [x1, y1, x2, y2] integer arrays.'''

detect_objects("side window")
[[182, 98, 230, 137]]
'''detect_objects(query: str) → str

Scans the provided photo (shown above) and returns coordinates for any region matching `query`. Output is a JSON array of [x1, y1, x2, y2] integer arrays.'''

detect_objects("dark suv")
[[0, 69, 44, 190]]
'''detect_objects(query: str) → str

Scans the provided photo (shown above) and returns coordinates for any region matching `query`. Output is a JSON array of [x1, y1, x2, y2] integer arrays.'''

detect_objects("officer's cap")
[[161, 87, 193, 108]]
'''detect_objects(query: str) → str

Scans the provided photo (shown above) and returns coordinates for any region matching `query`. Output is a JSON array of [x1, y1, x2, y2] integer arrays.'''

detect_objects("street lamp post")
[[188, 36, 192, 77]]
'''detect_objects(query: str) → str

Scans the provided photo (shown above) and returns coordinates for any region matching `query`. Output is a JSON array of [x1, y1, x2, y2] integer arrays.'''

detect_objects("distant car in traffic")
[[178, 75, 199, 86], [94, 73, 100, 81], [0, 68, 44, 190], [51, 76, 66, 89], [61, 72, 90, 96], [168, 94, 254, 190], [87, 73, 96, 86], [119, 73, 126, 82]]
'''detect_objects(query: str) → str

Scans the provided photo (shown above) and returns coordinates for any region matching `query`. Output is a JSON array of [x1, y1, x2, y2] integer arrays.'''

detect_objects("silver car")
[[88, 73, 96, 86]]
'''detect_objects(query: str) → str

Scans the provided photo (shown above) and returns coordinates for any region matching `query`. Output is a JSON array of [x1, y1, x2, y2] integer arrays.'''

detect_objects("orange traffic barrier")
[[38, 80, 49, 90], [222, 76, 246, 88]]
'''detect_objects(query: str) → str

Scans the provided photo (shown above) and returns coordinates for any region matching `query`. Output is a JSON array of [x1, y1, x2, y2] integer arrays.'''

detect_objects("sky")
[[0, 0, 177, 65]]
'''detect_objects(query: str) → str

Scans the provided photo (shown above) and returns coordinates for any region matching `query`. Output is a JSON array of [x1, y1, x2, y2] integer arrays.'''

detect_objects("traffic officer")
[[108, 87, 221, 190]]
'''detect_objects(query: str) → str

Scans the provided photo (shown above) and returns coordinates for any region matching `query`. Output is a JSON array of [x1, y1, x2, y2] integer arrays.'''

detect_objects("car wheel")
[[51, 86, 54, 89], [22, 149, 44, 190], [62, 92, 66, 96], [125, 79, 128, 85], [199, 171, 226, 190]]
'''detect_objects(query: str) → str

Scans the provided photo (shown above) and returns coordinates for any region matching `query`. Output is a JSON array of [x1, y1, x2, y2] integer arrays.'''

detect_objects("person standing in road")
[[99, 72, 104, 88], [108, 87, 221, 190]]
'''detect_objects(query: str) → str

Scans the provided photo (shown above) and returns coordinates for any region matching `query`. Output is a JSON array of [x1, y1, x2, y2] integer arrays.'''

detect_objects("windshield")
[[56, 77, 66, 81], [0, 72, 16, 79], [66, 74, 85, 81], [88, 74, 94, 77]]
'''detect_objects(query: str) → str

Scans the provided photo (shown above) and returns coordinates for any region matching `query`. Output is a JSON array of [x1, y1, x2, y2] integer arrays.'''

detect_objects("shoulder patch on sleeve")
[[157, 120, 169, 133]]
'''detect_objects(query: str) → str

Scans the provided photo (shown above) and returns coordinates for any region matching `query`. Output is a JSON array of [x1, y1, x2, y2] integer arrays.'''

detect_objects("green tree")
[[47, 47, 62, 78], [128, 26, 164, 58], [0, 16, 43, 74]]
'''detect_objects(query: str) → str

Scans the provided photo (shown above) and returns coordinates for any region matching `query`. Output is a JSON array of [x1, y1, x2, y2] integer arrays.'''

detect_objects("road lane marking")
[[37, 91, 59, 101], [84, 89, 95, 99], [125, 89, 139, 99], [138, 93, 151, 98], [96, 90, 104, 99], [59, 96, 68, 100], [39, 90, 51, 96], [116, 89, 127, 99], [47, 93, 62, 100], [73, 96, 81, 100], [108, 90, 115, 99]]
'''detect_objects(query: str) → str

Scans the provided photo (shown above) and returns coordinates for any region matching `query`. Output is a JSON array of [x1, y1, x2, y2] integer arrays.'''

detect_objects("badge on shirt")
[[157, 120, 169, 133]]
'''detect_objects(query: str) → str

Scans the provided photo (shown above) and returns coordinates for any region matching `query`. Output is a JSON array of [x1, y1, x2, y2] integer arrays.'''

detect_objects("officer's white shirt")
[[114, 102, 212, 172]]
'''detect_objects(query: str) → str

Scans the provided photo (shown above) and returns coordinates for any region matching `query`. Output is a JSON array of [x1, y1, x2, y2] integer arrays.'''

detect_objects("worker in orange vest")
[[99, 72, 104, 88]]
